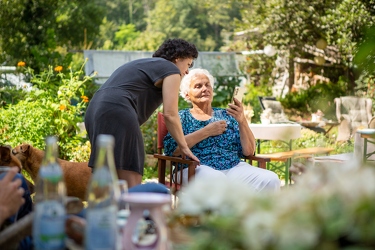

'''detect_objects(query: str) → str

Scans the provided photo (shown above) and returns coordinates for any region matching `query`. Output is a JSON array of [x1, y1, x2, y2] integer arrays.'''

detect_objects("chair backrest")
[[157, 112, 168, 153], [258, 96, 277, 111], [258, 96, 284, 115], [335, 96, 373, 128], [258, 96, 290, 123]]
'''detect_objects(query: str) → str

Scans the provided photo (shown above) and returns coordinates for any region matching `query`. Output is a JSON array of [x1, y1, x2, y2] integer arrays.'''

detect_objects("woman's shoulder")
[[179, 109, 191, 117]]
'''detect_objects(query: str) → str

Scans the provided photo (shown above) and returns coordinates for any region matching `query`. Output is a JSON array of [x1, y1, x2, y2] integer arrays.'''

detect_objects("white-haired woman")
[[163, 68, 280, 191]]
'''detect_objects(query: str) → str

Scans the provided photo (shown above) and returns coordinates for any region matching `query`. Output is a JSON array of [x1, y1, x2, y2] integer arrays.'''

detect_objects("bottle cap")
[[97, 134, 115, 147]]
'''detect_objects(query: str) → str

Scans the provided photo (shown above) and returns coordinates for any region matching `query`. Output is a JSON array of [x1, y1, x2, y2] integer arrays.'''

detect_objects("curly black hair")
[[153, 38, 198, 62]]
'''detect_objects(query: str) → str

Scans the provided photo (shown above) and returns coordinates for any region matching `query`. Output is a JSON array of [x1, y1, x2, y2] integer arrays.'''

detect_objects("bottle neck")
[[95, 144, 115, 170], [90, 141, 120, 203], [42, 141, 58, 166]]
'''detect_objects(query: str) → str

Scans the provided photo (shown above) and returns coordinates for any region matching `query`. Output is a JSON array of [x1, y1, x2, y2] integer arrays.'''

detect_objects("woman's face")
[[174, 58, 194, 77], [187, 74, 213, 105]]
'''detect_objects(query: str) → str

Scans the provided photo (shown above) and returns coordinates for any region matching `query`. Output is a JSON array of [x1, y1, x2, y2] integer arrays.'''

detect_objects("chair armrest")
[[154, 154, 199, 185], [153, 153, 199, 165], [243, 155, 271, 169]]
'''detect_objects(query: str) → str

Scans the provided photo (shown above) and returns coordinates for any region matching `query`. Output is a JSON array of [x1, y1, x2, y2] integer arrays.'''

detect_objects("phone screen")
[[232, 86, 246, 104]]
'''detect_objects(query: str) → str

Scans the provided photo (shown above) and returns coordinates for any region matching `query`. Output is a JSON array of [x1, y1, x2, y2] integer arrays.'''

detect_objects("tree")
[[235, 0, 375, 91], [0, 0, 105, 71], [124, 0, 242, 51]]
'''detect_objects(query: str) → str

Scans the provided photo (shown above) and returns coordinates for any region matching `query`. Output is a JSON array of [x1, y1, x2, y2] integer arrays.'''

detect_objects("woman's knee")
[[262, 171, 281, 190], [196, 165, 226, 179]]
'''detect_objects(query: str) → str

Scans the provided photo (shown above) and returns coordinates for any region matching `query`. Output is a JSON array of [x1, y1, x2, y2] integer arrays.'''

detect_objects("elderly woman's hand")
[[206, 120, 227, 136], [227, 98, 246, 123]]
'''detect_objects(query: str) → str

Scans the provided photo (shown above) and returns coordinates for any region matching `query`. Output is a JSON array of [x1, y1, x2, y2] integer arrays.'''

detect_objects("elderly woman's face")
[[187, 74, 213, 105]]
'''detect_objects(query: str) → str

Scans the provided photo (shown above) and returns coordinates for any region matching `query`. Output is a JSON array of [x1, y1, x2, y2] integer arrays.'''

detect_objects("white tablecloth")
[[249, 123, 302, 141]]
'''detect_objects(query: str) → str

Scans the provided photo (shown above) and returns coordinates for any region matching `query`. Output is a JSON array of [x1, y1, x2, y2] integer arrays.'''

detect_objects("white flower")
[[243, 211, 277, 250], [174, 160, 375, 249], [178, 177, 255, 216]]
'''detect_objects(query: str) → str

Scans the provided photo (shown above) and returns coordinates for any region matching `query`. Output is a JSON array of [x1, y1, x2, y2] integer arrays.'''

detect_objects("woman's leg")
[[177, 165, 226, 185], [226, 162, 280, 192], [117, 170, 142, 188]]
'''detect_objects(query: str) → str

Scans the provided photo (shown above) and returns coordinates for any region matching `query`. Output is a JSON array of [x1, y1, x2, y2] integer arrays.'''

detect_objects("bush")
[[281, 79, 348, 121], [0, 63, 95, 159]]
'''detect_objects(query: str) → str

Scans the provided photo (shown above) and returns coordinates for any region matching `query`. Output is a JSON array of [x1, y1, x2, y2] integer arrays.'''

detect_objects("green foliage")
[[281, 80, 348, 121], [140, 109, 159, 154], [235, 0, 375, 90], [0, 0, 105, 71], [354, 25, 375, 107], [123, 0, 242, 51], [0, 86, 27, 108], [143, 165, 159, 181], [212, 75, 243, 108], [114, 24, 140, 48], [243, 83, 273, 123], [0, 63, 94, 159]]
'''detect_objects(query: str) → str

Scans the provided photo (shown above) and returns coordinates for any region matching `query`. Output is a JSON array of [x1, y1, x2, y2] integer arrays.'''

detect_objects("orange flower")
[[54, 66, 63, 72], [59, 104, 66, 111], [17, 61, 26, 67], [81, 96, 89, 103]]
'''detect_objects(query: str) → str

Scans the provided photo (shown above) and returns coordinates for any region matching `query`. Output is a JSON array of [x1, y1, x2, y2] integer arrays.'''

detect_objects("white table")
[[249, 123, 302, 153], [356, 129, 375, 163], [249, 123, 301, 141], [249, 123, 302, 185]]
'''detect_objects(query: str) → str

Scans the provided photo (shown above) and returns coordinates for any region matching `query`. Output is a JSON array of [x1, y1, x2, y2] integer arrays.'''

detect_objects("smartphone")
[[232, 86, 246, 104]]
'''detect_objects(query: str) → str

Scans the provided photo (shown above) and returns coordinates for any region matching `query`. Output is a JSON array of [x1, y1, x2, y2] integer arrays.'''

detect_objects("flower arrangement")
[[172, 159, 375, 249]]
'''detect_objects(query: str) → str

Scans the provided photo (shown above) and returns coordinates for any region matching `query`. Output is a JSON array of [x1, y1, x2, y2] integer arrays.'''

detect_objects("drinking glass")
[[117, 179, 130, 247], [118, 179, 129, 211], [212, 109, 229, 125]]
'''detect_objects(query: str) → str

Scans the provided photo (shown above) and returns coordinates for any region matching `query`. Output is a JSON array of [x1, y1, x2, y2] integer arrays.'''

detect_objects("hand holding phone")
[[232, 86, 246, 104]]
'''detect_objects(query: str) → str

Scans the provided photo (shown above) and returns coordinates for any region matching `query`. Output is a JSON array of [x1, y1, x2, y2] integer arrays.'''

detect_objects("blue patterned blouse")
[[163, 108, 245, 170]]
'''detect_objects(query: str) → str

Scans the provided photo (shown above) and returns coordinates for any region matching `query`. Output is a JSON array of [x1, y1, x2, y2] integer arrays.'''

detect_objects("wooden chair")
[[258, 96, 291, 123], [153, 112, 199, 195], [335, 96, 373, 141], [153, 112, 271, 192]]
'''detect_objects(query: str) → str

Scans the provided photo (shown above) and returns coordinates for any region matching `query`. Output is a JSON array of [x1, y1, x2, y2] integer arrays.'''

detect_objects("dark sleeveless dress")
[[84, 58, 180, 174]]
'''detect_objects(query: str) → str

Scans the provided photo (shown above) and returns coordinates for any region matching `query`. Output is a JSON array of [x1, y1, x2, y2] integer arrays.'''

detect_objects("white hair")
[[179, 68, 215, 103]]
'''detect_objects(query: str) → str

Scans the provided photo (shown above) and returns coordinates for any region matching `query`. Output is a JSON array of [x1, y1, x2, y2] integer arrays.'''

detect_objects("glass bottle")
[[85, 134, 120, 250], [33, 136, 66, 250]]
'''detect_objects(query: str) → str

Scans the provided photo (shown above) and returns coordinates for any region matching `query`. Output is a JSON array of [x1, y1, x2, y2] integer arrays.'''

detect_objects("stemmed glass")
[[117, 179, 130, 242]]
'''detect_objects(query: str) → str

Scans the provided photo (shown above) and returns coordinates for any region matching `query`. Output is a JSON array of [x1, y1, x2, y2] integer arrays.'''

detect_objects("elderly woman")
[[163, 68, 280, 191]]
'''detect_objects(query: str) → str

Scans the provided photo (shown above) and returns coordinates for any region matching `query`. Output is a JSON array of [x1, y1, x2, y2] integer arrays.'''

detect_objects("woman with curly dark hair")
[[85, 38, 200, 187]]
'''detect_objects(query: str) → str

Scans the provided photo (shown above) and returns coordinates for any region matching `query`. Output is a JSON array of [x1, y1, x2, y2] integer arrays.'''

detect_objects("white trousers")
[[176, 161, 280, 192]]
